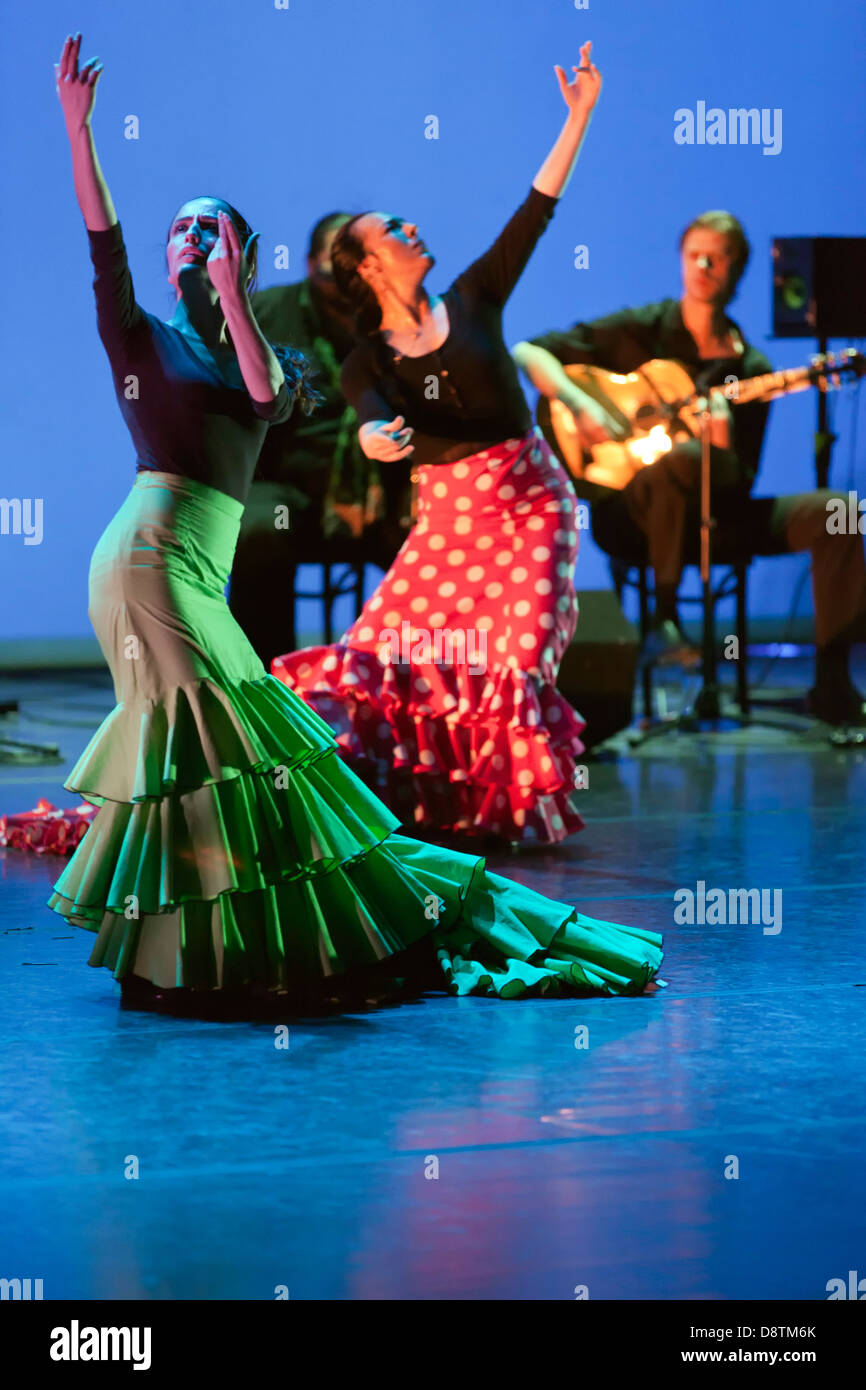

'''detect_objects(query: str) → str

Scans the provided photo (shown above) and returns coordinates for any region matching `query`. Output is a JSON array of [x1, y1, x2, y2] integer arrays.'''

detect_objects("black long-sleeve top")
[[531, 299, 773, 490], [340, 186, 558, 468], [88, 222, 293, 505]]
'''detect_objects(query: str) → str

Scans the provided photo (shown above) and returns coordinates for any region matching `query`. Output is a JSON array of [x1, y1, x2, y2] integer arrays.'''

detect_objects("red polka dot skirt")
[[271, 428, 587, 844]]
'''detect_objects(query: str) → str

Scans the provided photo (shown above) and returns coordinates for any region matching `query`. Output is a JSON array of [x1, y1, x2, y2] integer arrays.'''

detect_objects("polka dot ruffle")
[[272, 430, 586, 845]]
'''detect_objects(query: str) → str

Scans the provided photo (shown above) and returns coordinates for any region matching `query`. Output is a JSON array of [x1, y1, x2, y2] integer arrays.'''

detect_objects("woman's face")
[[353, 212, 435, 298], [166, 197, 232, 291]]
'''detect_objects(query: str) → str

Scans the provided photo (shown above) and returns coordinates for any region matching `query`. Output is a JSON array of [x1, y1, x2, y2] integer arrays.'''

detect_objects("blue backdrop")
[[2, 0, 864, 642]]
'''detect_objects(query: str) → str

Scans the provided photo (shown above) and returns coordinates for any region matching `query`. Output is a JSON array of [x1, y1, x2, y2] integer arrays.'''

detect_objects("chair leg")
[[639, 566, 653, 719], [353, 563, 365, 621], [323, 565, 336, 645], [284, 564, 298, 657], [736, 565, 749, 713], [609, 557, 626, 604]]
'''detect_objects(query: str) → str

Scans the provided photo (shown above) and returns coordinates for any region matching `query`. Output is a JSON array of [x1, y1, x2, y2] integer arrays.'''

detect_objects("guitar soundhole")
[[634, 404, 665, 428]]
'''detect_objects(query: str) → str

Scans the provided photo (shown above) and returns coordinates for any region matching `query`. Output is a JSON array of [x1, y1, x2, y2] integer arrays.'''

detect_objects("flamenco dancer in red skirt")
[[272, 45, 602, 850]]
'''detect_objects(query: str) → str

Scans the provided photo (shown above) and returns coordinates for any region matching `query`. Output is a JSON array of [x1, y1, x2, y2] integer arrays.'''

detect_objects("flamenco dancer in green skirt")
[[49, 34, 662, 1016]]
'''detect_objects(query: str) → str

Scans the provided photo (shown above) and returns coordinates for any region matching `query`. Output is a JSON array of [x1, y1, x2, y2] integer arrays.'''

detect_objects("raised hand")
[[554, 41, 602, 115], [359, 416, 415, 462], [206, 211, 257, 304], [55, 33, 103, 130]]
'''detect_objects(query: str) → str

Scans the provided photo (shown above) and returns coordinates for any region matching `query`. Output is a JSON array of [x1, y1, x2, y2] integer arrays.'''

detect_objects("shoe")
[[120, 973, 253, 1019], [119, 973, 173, 1011], [641, 619, 701, 670], [806, 682, 866, 728], [410, 826, 512, 855]]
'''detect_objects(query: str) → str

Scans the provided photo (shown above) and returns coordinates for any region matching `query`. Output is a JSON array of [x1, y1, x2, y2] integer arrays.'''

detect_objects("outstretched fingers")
[[572, 39, 598, 80], [56, 32, 84, 83], [218, 210, 241, 258], [554, 41, 600, 109], [57, 35, 73, 82], [568, 39, 601, 105]]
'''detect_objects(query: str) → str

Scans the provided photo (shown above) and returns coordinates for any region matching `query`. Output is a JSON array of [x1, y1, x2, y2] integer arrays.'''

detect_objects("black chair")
[[229, 526, 371, 664], [289, 512, 415, 647], [231, 462, 418, 656], [290, 544, 368, 646]]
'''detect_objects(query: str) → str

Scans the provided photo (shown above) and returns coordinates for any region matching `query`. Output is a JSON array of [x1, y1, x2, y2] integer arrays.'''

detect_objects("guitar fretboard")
[[710, 366, 811, 407]]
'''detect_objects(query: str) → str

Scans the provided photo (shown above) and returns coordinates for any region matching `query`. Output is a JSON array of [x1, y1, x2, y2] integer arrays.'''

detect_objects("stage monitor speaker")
[[772, 237, 866, 339], [557, 590, 638, 748]]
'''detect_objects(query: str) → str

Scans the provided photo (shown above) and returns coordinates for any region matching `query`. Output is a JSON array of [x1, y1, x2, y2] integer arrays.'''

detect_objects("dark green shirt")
[[250, 279, 360, 514]]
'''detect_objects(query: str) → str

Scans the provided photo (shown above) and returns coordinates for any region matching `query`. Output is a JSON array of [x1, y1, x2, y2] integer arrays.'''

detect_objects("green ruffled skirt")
[[48, 472, 663, 1001]]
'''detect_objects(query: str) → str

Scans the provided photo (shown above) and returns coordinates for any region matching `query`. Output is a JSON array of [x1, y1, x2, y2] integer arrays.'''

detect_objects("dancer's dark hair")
[[330, 215, 384, 338]]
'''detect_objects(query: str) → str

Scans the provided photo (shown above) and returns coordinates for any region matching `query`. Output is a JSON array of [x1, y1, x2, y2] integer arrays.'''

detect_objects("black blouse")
[[340, 186, 559, 467], [88, 222, 293, 505]]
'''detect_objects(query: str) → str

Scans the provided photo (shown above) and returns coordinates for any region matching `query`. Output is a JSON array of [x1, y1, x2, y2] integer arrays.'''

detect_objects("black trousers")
[[591, 440, 866, 647], [228, 480, 410, 668]]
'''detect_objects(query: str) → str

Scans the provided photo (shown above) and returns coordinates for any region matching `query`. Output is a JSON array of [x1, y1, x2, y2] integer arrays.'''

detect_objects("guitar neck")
[[710, 365, 813, 408]]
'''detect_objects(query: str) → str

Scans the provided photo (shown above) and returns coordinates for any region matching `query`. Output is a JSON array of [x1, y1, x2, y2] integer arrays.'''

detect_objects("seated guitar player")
[[513, 210, 866, 727]]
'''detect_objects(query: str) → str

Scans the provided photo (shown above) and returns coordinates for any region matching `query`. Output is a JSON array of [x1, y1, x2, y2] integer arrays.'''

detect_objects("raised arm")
[[533, 40, 602, 199], [55, 34, 115, 231], [455, 43, 602, 307], [207, 212, 288, 414], [55, 35, 148, 353]]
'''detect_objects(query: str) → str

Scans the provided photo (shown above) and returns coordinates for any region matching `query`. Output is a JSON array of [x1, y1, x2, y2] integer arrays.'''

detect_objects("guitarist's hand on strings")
[[563, 388, 628, 448]]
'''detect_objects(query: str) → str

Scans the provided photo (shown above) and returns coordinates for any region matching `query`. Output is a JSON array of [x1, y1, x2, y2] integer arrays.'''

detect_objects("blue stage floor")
[[1, 659, 864, 1300]]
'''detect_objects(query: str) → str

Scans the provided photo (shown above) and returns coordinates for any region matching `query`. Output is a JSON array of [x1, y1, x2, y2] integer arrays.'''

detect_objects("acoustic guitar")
[[536, 350, 865, 491]]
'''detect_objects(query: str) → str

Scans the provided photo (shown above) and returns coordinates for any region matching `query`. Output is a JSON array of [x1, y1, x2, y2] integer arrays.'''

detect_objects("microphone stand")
[[0, 701, 62, 764], [628, 390, 805, 745], [692, 394, 723, 719]]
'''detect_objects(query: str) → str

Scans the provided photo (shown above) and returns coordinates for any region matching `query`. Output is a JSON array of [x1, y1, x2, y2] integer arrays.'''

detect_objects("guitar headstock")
[[808, 348, 866, 390]]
